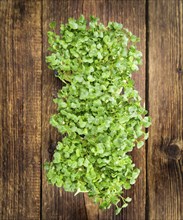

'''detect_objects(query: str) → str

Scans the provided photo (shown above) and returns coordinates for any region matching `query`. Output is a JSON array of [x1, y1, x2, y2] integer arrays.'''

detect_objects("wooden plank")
[[42, 1, 88, 219], [42, 0, 146, 219], [0, 0, 42, 219], [84, 1, 146, 219], [0, 1, 4, 217], [148, 0, 183, 220]]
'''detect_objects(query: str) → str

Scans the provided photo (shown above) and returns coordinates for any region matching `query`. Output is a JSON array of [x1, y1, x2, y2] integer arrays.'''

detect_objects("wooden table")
[[0, 0, 182, 219]]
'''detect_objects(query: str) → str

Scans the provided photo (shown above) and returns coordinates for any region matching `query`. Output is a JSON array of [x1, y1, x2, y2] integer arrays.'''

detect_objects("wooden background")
[[0, 0, 182, 219]]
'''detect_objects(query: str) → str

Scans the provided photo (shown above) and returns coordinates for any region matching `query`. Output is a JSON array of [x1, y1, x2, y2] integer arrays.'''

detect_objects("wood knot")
[[164, 143, 182, 160], [177, 67, 183, 74], [48, 142, 57, 160]]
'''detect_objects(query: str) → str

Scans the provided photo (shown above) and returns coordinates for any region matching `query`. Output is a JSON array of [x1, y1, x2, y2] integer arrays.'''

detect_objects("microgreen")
[[45, 15, 151, 215]]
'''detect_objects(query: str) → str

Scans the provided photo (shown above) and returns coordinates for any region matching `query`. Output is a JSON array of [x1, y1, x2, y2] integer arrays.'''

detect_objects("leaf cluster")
[[45, 15, 151, 215]]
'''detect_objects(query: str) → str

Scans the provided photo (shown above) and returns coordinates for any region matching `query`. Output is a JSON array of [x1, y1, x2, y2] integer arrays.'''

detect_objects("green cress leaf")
[[49, 21, 56, 29], [137, 140, 144, 149], [45, 15, 151, 215]]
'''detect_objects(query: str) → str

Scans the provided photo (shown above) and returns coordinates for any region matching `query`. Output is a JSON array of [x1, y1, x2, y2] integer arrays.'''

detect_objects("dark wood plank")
[[148, 0, 183, 219], [0, 1, 4, 216], [42, 1, 88, 220], [0, 0, 42, 219], [42, 0, 146, 219]]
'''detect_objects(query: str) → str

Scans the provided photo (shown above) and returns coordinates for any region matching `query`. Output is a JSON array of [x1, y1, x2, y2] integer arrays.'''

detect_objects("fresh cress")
[[45, 15, 151, 215]]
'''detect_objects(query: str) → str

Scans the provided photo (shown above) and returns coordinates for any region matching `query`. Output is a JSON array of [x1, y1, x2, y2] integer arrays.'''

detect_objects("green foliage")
[[45, 15, 151, 215]]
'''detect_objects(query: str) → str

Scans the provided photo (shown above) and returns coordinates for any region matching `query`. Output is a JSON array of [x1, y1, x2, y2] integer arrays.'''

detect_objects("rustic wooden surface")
[[0, 0, 182, 219], [0, 0, 42, 219], [148, 0, 183, 220]]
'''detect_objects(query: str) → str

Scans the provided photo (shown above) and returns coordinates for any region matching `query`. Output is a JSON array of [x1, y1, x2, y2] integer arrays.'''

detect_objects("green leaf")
[[76, 149, 81, 157], [115, 206, 122, 215], [68, 19, 78, 29], [97, 52, 103, 59], [122, 203, 128, 208], [79, 120, 87, 128], [125, 197, 132, 203], [75, 76, 83, 82], [137, 140, 144, 149], [96, 143, 104, 154], [103, 35, 110, 44], [78, 158, 84, 166], [70, 103, 77, 108], [49, 21, 56, 29], [53, 152, 61, 163], [44, 162, 50, 171], [56, 176, 63, 187], [78, 15, 85, 23], [144, 132, 149, 140], [84, 158, 89, 167], [56, 142, 63, 150], [87, 75, 95, 82], [123, 182, 131, 190], [143, 116, 151, 128]]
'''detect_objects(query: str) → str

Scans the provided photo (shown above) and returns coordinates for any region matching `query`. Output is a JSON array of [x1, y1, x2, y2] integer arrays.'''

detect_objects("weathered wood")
[[42, 1, 88, 219], [148, 0, 183, 220], [2, 0, 182, 219], [0, 0, 42, 219]]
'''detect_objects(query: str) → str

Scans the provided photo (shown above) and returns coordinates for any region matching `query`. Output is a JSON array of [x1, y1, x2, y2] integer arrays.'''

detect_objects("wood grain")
[[0, 0, 42, 219], [148, 0, 183, 219], [1, 0, 182, 219]]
